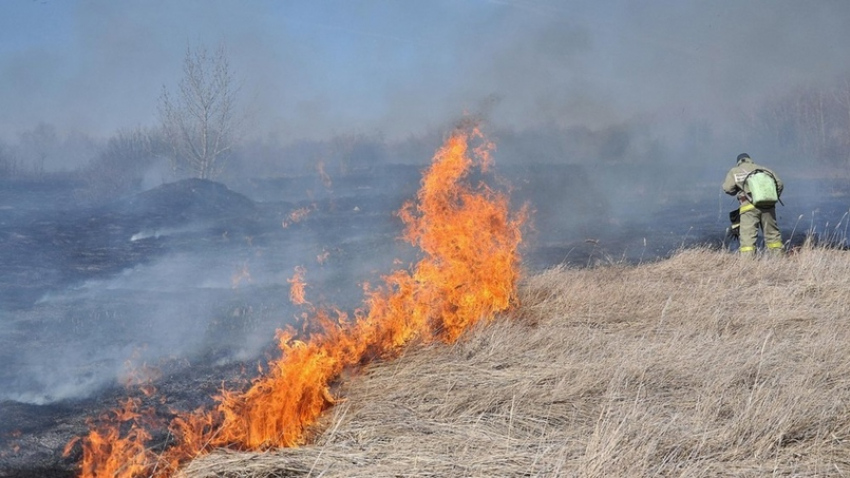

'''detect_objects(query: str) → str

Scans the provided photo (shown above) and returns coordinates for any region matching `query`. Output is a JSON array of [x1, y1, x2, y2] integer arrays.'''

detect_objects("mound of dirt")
[[118, 178, 256, 226], [0, 179, 260, 309]]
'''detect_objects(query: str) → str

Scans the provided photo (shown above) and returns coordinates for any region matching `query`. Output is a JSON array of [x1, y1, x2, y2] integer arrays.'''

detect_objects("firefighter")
[[722, 153, 784, 255]]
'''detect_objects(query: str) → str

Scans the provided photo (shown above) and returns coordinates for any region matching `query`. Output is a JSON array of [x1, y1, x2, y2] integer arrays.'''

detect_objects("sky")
[[2, 0, 850, 144]]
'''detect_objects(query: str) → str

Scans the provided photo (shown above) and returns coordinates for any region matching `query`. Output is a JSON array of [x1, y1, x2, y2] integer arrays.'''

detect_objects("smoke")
[[0, 253, 259, 404], [0, 172, 418, 405], [2, 0, 850, 404], [0, 243, 397, 404], [3, 1, 850, 146]]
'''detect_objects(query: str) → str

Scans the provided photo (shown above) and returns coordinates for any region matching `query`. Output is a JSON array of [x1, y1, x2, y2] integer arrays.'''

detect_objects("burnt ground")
[[0, 164, 847, 477]]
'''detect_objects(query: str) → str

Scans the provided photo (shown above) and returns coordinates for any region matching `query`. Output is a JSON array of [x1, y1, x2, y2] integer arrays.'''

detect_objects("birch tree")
[[159, 44, 240, 179]]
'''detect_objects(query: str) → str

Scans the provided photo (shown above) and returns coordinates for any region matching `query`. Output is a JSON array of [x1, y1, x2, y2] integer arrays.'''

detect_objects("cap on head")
[[736, 153, 751, 163]]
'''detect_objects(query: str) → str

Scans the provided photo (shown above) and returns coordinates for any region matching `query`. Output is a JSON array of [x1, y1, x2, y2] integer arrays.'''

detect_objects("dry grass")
[[180, 246, 850, 477]]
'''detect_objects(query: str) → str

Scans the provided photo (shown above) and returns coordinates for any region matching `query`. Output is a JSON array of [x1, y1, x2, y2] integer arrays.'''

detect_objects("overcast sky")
[[2, 0, 850, 143]]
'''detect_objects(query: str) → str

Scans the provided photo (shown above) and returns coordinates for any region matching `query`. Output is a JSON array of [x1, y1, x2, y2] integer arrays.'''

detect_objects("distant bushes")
[[6, 70, 850, 205], [742, 75, 850, 166], [0, 143, 21, 178], [76, 128, 169, 204]]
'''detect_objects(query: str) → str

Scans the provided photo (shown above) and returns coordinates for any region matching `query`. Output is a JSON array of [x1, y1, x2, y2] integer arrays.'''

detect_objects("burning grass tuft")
[[181, 245, 850, 477]]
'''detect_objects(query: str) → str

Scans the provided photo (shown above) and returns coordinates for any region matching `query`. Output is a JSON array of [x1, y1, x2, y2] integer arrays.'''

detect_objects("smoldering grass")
[[179, 246, 850, 477]]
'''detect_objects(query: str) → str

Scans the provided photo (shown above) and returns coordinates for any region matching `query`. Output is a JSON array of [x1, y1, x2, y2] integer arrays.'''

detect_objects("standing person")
[[722, 153, 784, 255]]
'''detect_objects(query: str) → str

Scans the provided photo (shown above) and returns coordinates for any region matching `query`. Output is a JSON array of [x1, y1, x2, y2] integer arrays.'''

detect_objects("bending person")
[[722, 153, 784, 255]]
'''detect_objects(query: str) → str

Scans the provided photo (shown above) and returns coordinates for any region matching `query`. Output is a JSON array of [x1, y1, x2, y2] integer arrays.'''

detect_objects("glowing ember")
[[68, 123, 525, 477]]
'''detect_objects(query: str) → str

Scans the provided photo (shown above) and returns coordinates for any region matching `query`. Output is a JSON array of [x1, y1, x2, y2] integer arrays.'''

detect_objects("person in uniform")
[[722, 153, 784, 255]]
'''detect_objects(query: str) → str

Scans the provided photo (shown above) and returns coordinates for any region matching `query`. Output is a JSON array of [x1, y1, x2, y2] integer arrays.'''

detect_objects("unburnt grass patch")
[[181, 245, 850, 477]]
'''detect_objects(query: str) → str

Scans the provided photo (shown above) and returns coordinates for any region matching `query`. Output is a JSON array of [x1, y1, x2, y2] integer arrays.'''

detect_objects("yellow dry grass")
[[180, 246, 850, 477]]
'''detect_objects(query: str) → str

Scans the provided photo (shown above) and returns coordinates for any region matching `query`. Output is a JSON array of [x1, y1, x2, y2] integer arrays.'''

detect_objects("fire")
[[120, 349, 162, 397], [63, 399, 156, 478], [317, 249, 330, 265], [317, 160, 333, 189], [120, 364, 160, 398], [68, 123, 525, 477], [281, 205, 314, 228], [287, 265, 310, 306], [231, 262, 252, 289]]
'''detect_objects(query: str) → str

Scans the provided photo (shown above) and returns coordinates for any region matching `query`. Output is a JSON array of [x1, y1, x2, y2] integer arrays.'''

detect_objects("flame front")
[[69, 124, 525, 477], [64, 399, 155, 478]]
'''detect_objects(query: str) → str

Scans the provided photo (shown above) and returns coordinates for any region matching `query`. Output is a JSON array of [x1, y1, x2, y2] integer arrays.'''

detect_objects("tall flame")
[[68, 124, 525, 477], [63, 399, 155, 478]]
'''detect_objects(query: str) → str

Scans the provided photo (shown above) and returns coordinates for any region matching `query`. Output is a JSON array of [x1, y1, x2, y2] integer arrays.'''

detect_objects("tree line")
[[0, 43, 416, 203], [3, 42, 850, 203], [741, 78, 850, 165]]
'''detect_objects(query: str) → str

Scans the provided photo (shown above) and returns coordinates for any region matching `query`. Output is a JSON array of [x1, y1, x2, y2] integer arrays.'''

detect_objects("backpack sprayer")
[[724, 168, 783, 245], [744, 169, 783, 208]]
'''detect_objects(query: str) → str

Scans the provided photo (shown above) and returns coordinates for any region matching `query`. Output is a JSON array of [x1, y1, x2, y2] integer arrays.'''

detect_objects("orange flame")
[[317, 160, 333, 189], [282, 205, 314, 228], [231, 262, 253, 289], [287, 265, 309, 306], [317, 248, 331, 265], [63, 399, 156, 478], [120, 349, 162, 397], [69, 123, 525, 477], [120, 364, 160, 398]]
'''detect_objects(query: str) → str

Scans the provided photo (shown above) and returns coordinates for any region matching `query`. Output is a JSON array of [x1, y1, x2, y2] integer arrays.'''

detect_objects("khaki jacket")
[[722, 158, 784, 204]]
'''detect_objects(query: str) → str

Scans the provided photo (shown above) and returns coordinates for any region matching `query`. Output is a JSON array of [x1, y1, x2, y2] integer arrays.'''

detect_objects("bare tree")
[[833, 77, 850, 165], [17, 122, 57, 175], [0, 140, 19, 178], [159, 44, 240, 180]]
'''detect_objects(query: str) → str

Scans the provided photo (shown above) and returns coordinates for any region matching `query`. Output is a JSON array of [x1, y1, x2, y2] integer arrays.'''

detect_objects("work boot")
[[738, 245, 756, 258]]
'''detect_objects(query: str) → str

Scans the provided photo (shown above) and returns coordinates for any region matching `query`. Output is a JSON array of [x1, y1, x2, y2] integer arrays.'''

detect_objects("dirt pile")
[[119, 178, 256, 226], [0, 179, 258, 309]]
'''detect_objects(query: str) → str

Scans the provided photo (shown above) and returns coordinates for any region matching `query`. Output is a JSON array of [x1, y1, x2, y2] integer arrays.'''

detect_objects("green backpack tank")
[[745, 169, 779, 207]]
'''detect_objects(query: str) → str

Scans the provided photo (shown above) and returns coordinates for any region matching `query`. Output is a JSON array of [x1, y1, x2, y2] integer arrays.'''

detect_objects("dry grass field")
[[179, 245, 850, 477]]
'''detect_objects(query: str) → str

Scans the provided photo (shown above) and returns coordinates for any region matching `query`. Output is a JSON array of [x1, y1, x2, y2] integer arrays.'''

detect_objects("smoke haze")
[[2, 0, 850, 406], [2, 0, 850, 148]]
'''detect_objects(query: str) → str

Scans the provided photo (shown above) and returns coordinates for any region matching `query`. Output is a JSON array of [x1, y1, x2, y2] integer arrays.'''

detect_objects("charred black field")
[[0, 163, 848, 478]]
